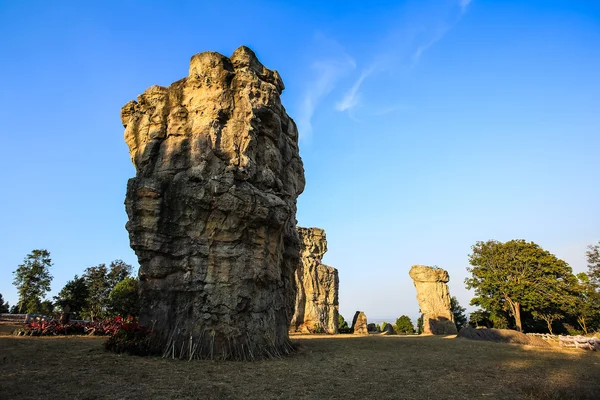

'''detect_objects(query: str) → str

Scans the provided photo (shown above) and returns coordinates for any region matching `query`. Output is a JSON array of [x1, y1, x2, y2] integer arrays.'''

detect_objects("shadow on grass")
[[0, 334, 598, 399]]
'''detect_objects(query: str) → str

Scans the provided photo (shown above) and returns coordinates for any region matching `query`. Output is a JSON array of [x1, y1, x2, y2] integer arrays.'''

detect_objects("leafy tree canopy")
[[450, 296, 467, 331], [394, 315, 415, 334], [108, 276, 140, 317], [572, 273, 600, 334], [0, 293, 9, 313], [12, 249, 53, 314], [586, 241, 600, 285], [82, 260, 132, 320], [54, 275, 89, 317], [466, 239, 576, 332], [338, 314, 348, 330]]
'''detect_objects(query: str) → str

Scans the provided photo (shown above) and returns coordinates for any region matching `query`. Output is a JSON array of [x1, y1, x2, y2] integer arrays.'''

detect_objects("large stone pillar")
[[409, 265, 457, 335], [290, 227, 339, 334], [121, 46, 305, 360]]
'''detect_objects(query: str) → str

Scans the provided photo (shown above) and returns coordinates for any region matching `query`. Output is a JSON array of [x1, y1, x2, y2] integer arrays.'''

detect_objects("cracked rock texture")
[[351, 311, 368, 334], [290, 227, 339, 334], [409, 265, 457, 335], [122, 46, 305, 360]]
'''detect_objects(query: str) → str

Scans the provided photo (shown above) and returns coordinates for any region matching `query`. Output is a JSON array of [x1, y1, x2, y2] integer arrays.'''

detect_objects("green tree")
[[338, 314, 348, 330], [0, 293, 9, 313], [417, 314, 424, 334], [450, 296, 467, 331], [468, 309, 491, 328], [82, 260, 132, 320], [586, 241, 600, 284], [54, 275, 89, 318], [466, 239, 576, 332], [39, 300, 55, 317], [108, 276, 139, 317], [394, 315, 415, 334], [571, 273, 600, 334], [12, 249, 53, 313]]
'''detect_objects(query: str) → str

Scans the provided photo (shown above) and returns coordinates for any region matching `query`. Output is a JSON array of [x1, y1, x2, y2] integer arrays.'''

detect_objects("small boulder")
[[382, 324, 396, 335]]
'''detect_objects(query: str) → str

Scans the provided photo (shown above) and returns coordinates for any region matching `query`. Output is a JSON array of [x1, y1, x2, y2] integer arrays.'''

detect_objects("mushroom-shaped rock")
[[409, 265, 457, 335]]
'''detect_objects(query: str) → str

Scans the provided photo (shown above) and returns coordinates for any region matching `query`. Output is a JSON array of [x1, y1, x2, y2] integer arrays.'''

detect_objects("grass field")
[[1, 333, 599, 399]]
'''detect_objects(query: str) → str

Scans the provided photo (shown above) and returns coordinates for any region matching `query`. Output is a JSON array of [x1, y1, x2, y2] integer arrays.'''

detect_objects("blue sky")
[[1, 0, 598, 323]]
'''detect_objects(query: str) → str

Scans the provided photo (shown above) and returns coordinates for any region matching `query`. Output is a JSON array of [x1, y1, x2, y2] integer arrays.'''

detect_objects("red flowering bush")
[[15, 315, 158, 357], [104, 316, 158, 356], [15, 316, 130, 337]]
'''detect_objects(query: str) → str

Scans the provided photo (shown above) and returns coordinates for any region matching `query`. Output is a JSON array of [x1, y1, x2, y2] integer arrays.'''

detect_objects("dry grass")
[[0, 322, 20, 336], [1, 334, 599, 399]]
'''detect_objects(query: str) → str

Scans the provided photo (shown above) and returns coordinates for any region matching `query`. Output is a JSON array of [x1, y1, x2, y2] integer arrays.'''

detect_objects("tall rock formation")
[[351, 311, 368, 335], [121, 46, 305, 360], [409, 265, 457, 335], [290, 227, 339, 334]]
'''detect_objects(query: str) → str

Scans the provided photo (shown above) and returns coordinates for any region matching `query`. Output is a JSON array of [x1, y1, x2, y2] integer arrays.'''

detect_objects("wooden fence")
[[526, 333, 558, 341], [0, 313, 27, 323], [0, 313, 54, 323], [558, 335, 600, 351]]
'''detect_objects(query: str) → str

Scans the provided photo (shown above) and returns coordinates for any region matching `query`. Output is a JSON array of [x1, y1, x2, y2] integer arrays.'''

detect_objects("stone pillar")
[[351, 311, 368, 334], [409, 265, 457, 335], [290, 227, 339, 334], [122, 46, 305, 360]]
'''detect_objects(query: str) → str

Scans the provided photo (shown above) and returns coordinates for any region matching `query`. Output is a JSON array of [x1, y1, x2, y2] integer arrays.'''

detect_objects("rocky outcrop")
[[367, 323, 378, 333], [382, 323, 396, 335], [122, 46, 305, 360], [409, 265, 457, 335], [290, 227, 339, 334], [351, 311, 368, 335]]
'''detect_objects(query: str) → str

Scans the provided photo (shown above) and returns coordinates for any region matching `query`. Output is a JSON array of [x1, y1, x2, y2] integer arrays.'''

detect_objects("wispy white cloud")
[[296, 35, 355, 140], [410, 22, 452, 66], [459, 0, 472, 13], [335, 0, 473, 115], [335, 68, 373, 112]]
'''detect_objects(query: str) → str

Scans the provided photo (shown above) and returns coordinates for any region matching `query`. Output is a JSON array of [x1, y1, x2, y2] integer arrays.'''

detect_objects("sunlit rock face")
[[121, 46, 305, 360], [351, 311, 368, 335], [409, 265, 457, 335], [290, 227, 339, 334]]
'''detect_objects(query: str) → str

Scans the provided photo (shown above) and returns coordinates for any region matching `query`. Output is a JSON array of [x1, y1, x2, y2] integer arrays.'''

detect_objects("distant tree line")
[[2, 249, 139, 320]]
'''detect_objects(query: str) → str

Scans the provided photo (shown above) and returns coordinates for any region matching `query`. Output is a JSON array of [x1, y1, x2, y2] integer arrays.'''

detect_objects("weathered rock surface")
[[382, 323, 396, 335], [367, 323, 378, 333], [351, 311, 368, 335], [122, 46, 305, 360], [290, 227, 339, 334], [409, 265, 457, 335]]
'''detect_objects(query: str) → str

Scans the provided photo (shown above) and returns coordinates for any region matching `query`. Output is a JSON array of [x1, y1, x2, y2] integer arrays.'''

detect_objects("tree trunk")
[[546, 318, 554, 335], [514, 302, 522, 332], [577, 316, 588, 334]]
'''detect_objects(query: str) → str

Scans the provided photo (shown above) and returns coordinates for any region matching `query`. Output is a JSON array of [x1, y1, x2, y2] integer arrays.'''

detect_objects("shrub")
[[337, 314, 352, 333], [15, 315, 128, 337], [395, 315, 415, 334], [104, 317, 158, 356]]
